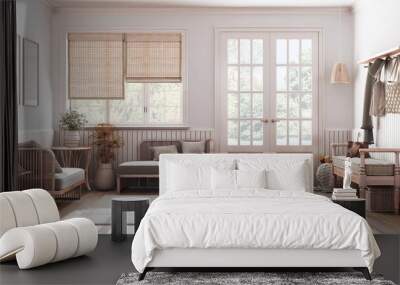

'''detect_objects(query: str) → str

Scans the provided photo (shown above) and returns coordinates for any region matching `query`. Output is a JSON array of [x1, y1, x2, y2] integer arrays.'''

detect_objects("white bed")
[[131, 154, 380, 280]]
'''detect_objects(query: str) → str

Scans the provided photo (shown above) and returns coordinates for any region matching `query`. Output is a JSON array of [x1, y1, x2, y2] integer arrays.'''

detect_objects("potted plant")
[[59, 110, 87, 147], [92, 124, 122, 190]]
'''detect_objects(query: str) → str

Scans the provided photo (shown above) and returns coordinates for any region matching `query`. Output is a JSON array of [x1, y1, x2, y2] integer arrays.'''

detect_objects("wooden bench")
[[331, 144, 400, 214]]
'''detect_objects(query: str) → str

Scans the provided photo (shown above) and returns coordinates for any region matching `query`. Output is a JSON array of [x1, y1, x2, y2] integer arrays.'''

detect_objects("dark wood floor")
[[0, 235, 134, 285], [1, 235, 399, 285]]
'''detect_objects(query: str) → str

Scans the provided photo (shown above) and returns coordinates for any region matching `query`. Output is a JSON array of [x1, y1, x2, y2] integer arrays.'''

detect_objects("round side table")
[[111, 197, 150, 241]]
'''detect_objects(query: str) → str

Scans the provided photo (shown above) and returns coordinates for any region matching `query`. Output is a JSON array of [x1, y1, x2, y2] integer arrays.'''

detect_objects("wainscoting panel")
[[374, 114, 400, 162], [54, 128, 214, 180], [322, 129, 353, 157]]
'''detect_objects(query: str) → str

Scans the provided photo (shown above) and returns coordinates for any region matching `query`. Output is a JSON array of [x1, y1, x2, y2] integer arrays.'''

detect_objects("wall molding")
[[54, 7, 352, 16]]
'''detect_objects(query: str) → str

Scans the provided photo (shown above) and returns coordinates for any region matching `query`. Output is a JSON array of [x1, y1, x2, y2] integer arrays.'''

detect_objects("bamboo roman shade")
[[126, 33, 182, 82], [68, 33, 124, 99]]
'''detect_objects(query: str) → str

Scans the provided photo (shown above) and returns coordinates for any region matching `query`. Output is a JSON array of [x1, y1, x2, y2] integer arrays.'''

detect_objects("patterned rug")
[[116, 271, 395, 285]]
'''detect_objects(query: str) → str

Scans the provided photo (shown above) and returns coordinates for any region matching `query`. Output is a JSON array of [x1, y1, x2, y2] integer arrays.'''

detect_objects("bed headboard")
[[159, 153, 314, 195]]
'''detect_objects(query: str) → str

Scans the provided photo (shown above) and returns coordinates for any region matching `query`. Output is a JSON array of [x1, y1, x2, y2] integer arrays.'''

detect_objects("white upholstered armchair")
[[0, 189, 98, 269]]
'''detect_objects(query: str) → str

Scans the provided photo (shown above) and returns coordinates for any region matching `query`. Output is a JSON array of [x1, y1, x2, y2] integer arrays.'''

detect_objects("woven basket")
[[385, 56, 400, 113]]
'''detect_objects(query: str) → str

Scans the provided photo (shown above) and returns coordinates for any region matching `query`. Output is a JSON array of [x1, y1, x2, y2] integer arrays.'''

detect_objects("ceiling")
[[47, 0, 355, 8]]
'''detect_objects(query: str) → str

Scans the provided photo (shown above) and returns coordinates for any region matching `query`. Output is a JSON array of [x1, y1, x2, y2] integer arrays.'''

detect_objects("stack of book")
[[332, 188, 358, 200]]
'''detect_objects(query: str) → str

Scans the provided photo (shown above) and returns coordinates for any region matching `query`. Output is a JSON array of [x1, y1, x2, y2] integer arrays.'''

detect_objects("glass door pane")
[[272, 34, 316, 152], [226, 37, 265, 149]]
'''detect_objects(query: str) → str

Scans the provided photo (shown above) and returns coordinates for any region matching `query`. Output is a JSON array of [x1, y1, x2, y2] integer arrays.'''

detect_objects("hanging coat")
[[361, 58, 385, 144]]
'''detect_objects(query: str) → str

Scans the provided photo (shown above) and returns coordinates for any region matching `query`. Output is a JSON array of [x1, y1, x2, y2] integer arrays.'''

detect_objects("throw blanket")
[[131, 190, 380, 273]]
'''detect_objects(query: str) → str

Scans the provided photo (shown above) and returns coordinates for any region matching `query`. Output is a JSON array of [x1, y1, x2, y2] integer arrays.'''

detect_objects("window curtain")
[[68, 33, 124, 99], [0, 0, 17, 192], [126, 33, 182, 82]]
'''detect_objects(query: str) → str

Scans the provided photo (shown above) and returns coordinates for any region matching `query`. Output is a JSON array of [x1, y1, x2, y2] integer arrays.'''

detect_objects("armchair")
[[17, 143, 86, 199], [0, 189, 97, 269]]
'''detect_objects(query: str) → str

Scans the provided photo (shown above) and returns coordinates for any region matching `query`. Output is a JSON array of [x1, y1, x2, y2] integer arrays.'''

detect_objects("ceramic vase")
[[95, 163, 114, 191]]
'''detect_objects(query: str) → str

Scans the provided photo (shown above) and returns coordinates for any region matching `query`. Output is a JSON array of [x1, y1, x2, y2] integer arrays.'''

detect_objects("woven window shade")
[[126, 33, 182, 82], [68, 33, 124, 99]]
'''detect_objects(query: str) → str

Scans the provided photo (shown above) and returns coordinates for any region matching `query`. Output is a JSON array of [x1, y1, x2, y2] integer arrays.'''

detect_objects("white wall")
[[353, 0, 400, 149], [51, 7, 354, 135], [17, 0, 54, 146]]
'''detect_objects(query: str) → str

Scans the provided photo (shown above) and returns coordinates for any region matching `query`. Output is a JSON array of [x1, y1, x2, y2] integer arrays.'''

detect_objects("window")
[[68, 32, 185, 126], [274, 38, 313, 147], [70, 82, 183, 125], [226, 38, 264, 147]]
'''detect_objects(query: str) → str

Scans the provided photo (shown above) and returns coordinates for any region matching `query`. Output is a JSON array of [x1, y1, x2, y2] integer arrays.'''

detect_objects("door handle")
[[260, 119, 269, 123], [271, 119, 280, 123]]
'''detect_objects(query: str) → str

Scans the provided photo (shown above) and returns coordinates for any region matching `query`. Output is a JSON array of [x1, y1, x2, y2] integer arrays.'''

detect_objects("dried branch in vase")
[[91, 123, 123, 164]]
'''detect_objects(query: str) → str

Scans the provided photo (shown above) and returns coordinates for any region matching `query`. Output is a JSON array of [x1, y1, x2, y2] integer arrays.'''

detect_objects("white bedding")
[[131, 190, 380, 273]]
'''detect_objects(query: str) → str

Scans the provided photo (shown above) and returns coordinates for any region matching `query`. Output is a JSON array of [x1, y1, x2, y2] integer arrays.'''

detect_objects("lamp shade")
[[331, 63, 351, 84]]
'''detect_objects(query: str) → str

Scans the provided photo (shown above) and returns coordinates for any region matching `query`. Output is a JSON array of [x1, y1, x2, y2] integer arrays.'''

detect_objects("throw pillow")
[[346, 141, 370, 158], [152, 145, 178, 161], [181, 141, 206, 153], [266, 160, 308, 191], [211, 168, 237, 190], [237, 169, 267, 189], [166, 162, 211, 191]]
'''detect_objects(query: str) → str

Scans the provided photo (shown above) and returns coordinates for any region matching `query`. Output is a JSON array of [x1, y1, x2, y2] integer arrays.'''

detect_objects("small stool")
[[111, 197, 150, 241]]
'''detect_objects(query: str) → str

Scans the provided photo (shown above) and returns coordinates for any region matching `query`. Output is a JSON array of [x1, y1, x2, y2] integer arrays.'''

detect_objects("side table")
[[111, 197, 150, 241], [52, 146, 92, 191], [332, 198, 366, 218]]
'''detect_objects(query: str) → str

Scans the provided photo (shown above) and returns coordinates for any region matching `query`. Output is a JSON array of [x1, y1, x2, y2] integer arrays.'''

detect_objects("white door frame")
[[214, 27, 325, 156]]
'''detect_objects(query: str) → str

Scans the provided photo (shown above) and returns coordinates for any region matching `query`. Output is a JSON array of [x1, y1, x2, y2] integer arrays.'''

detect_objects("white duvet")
[[131, 190, 380, 273]]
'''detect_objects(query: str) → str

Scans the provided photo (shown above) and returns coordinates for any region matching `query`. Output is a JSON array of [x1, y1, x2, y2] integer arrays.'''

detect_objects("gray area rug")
[[62, 208, 135, 225], [116, 272, 395, 285]]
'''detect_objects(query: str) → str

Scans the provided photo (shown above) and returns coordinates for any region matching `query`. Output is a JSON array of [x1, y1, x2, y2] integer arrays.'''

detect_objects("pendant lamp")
[[331, 10, 351, 84], [331, 63, 351, 84]]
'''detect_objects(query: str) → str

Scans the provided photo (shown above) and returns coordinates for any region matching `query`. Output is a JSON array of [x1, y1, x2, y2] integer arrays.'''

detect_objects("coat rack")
[[358, 46, 400, 65]]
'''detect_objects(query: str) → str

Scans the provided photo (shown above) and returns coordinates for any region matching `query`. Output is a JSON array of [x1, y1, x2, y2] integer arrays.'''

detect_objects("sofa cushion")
[[181, 141, 205, 153], [346, 141, 370, 158], [333, 156, 394, 176], [152, 145, 178, 161], [117, 161, 159, 176], [55, 168, 85, 190]]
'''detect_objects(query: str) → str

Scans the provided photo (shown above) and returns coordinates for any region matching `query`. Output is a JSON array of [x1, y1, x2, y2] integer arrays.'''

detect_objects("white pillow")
[[166, 162, 211, 191], [237, 169, 267, 189], [211, 168, 237, 190], [237, 158, 309, 191], [266, 161, 307, 191]]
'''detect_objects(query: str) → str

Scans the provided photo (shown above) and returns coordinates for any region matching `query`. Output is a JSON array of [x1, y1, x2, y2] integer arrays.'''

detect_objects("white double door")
[[218, 31, 318, 153]]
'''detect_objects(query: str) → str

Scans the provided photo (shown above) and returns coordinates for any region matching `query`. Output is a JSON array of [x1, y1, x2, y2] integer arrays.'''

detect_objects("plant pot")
[[64, 130, 80, 147], [94, 163, 114, 191]]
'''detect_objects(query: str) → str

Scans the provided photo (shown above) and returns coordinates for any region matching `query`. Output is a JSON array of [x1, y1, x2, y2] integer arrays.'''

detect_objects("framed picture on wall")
[[23, 38, 39, 106]]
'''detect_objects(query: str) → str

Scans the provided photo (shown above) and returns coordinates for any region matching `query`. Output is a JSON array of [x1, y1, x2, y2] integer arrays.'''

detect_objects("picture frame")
[[23, 38, 39, 106]]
